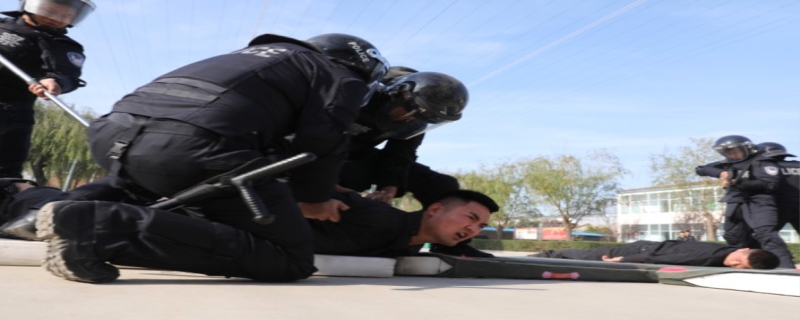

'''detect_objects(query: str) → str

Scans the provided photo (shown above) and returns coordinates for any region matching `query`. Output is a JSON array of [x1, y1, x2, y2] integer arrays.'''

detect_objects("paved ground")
[[1, 250, 797, 320]]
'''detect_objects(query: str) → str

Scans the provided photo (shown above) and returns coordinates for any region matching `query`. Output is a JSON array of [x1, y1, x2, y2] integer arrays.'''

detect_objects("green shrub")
[[471, 239, 800, 263], [790, 243, 800, 263]]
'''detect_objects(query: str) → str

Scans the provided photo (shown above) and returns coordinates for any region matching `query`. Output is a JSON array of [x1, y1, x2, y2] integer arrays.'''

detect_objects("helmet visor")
[[24, 0, 95, 27], [360, 81, 382, 107], [365, 48, 390, 84], [713, 145, 751, 161], [372, 92, 453, 140]]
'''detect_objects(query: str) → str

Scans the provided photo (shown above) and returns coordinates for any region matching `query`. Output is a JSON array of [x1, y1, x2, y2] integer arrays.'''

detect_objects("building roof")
[[620, 181, 719, 194], [571, 231, 608, 237]]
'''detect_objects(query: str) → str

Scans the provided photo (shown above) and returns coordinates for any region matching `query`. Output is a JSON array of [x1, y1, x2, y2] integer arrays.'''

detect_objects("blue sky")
[[16, 0, 799, 189]]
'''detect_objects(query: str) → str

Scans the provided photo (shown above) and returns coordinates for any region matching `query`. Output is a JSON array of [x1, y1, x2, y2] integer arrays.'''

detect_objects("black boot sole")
[[36, 201, 120, 283]]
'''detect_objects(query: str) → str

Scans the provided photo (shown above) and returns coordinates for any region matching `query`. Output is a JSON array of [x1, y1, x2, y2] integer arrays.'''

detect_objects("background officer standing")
[[0, 0, 94, 179], [676, 230, 696, 241], [696, 135, 795, 268], [756, 142, 799, 236]]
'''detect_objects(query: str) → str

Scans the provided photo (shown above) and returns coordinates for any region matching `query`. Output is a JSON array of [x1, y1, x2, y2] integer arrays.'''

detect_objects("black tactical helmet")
[[713, 135, 757, 161], [306, 33, 389, 85], [757, 142, 786, 153], [382, 66, 419, 83], [9, 0, 96, 27], [756, 142, 795, 158], [367, 71, 468, 139], [386, 71, 467, 123]]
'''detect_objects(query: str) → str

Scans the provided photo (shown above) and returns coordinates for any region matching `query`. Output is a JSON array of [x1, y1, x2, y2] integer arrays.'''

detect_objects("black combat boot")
[[39, 199, 316, 283], [0, 179, 41, 239], [36, 201, 120, 283], [0, 209, 38, 240]]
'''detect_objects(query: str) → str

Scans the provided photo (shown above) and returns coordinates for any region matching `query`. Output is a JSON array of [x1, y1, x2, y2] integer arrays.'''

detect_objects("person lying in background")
[[531, 240, 781, 269]]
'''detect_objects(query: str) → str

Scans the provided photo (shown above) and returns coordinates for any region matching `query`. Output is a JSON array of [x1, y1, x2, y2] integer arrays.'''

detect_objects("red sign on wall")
[[542, 228, 567, 240]]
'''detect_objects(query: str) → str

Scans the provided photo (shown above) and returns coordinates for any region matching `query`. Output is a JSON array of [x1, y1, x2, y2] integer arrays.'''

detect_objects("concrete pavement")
[[0, 251, 797, 320]]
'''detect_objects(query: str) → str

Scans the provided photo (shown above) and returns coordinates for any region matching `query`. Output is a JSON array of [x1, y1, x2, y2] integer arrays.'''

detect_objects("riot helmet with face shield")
[[11, 0, 95, 28], [713, 135, 757, 162], [366, 71, 468, 140], [756, 142, 796, 158]]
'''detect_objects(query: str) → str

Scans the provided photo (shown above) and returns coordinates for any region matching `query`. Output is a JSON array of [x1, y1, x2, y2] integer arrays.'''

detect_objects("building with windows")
[[617, 183, 799, 243]]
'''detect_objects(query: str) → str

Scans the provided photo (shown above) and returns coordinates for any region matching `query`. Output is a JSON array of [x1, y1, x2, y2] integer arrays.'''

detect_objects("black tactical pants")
[[537, 241, 657, 260], [57, 200, 313, 281], [0, 102, 34, 178], [724, 202, 795, 268], [777, 201, 799, 235], [0, 176, 144, 224], [82, 114, 316, 281]]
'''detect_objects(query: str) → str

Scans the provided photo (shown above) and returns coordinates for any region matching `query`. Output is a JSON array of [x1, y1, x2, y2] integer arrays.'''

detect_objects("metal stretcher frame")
[[395, 253, 800, 296]]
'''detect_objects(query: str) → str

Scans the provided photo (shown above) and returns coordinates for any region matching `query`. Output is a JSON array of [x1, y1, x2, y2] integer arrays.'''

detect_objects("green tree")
[[26, 102, 104, 187], [454, 163, 540, 239], [649, 137, 724, 241], [516, 151, 627, 241]]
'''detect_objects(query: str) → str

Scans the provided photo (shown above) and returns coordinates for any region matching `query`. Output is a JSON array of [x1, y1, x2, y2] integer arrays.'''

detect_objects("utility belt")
[[106, 112, 220, 141], [104, 112, 225, 175]]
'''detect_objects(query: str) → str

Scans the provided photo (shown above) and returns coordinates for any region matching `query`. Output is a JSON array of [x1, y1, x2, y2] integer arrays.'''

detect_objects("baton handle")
[[230, 152, 317, 225], [149, 153, 317, 225]]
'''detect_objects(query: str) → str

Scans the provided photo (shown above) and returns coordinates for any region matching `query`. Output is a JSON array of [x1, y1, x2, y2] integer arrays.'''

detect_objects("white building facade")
[[617, 184, 798, 243]]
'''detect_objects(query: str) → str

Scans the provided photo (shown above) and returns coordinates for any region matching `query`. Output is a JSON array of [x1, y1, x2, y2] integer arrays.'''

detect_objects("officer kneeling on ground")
[[32, 33, 391, 283], [337, 67, 492, 258], [1, 181, 499, 282]]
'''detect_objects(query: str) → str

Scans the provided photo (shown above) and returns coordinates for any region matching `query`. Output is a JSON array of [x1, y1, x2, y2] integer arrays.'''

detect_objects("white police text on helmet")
[[348, 42, 371, 63]]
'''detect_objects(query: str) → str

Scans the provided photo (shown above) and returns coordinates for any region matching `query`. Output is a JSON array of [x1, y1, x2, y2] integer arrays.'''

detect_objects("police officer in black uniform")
[[0, 0, 93, 179], [695, 135, 795, 268], [756, 142, 799, 236], [34, 33, 390, 283], [339, 67, 464, 207], [29, 187, 497, 283], [337, 67, 492, 257]]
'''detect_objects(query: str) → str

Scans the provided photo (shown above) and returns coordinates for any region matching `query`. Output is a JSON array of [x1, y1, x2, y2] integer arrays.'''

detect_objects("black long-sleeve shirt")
[[348, 105, 424, 189], [774, 160, 799, 203], [695, 156, 779, 204], [1, 17, 84, 120], [309, 192, 424, 257], [111, 36, 367, 203], [615, 240, 736, 266]]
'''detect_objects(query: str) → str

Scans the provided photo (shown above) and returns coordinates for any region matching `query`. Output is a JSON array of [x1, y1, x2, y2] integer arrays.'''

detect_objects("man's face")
[[723, 148, 745, 161], [723, 248, 754, 269], [422, 201, 490, 247], [28, 3, 77, 28]]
